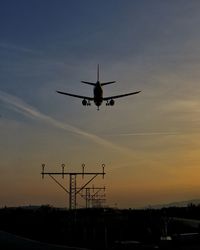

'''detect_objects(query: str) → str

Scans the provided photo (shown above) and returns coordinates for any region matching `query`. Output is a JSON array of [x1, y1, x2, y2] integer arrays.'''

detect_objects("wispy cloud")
[[0, 90, 136, 157], [0, 42, 37, 54]]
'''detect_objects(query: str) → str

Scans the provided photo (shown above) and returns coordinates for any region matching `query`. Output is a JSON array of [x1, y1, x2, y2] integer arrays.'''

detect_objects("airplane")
[[56, 65, 141, 110]]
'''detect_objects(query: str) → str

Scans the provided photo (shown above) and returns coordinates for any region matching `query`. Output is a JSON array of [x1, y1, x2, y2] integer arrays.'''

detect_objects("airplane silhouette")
[[56, 65, 141, 110]]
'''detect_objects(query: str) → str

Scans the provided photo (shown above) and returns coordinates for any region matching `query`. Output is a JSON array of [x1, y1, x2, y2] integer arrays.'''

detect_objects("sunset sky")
[[1, 1, 200, 208]]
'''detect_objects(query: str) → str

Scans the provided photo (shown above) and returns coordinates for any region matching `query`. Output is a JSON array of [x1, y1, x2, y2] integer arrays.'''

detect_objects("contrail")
[[0, 90, 135, 157], [106, 132, 180, 137]]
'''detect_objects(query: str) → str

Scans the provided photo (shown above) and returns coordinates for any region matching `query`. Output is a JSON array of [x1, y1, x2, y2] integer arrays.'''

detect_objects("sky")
[[1, 0, 200, 208]]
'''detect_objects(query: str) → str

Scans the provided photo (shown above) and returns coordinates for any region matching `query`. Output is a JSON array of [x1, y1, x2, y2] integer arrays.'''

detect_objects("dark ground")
[[0, 230, 88, 250], [1, 205, 200, 250]]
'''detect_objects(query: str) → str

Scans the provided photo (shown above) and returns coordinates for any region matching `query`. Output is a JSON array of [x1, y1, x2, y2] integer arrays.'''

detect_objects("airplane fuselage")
[[93, 81, 103, 108]]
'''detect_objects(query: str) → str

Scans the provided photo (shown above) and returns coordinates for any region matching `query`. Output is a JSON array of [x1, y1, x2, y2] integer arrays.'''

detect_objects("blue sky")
[[1, 1, 200, 208]]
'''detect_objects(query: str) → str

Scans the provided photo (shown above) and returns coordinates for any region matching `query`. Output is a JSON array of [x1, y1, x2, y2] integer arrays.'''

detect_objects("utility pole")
[[41, 163, 106, 209]]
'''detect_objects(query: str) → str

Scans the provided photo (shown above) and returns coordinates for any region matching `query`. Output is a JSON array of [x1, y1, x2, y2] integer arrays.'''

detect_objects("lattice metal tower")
[[80, 186, 106, 208], [41, 163, 106, 209]]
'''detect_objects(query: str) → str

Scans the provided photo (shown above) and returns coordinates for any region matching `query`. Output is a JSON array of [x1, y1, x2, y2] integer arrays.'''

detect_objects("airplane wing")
[[56, 91, 94, 100], [103, 91, 141, 101]]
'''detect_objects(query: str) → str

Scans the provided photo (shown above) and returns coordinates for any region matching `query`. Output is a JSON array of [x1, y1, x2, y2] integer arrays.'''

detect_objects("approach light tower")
[[80, 186, 106, 208], [41, 163, 106, 209]]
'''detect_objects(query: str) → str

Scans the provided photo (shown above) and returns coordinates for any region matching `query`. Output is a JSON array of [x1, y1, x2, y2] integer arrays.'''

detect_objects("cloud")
[[0, 90, 136, 158], [0, 42, 37, 54]]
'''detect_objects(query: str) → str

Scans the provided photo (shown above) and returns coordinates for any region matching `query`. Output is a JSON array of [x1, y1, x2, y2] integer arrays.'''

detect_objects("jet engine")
[[109, 99, 115, 106], [82, 99, 87, 106]]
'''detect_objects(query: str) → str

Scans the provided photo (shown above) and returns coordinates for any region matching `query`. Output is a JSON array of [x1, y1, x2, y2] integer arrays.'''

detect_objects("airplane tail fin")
[[81, 64, 100, 86], [81, 64, 115, 86], [97, 64, 99, 81], [98, 64, 116, 85]]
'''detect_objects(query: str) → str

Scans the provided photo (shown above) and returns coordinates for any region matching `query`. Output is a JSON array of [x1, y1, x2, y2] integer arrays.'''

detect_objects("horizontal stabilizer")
[[101, 81, 116, 86], [81, 81, 96, 86]]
